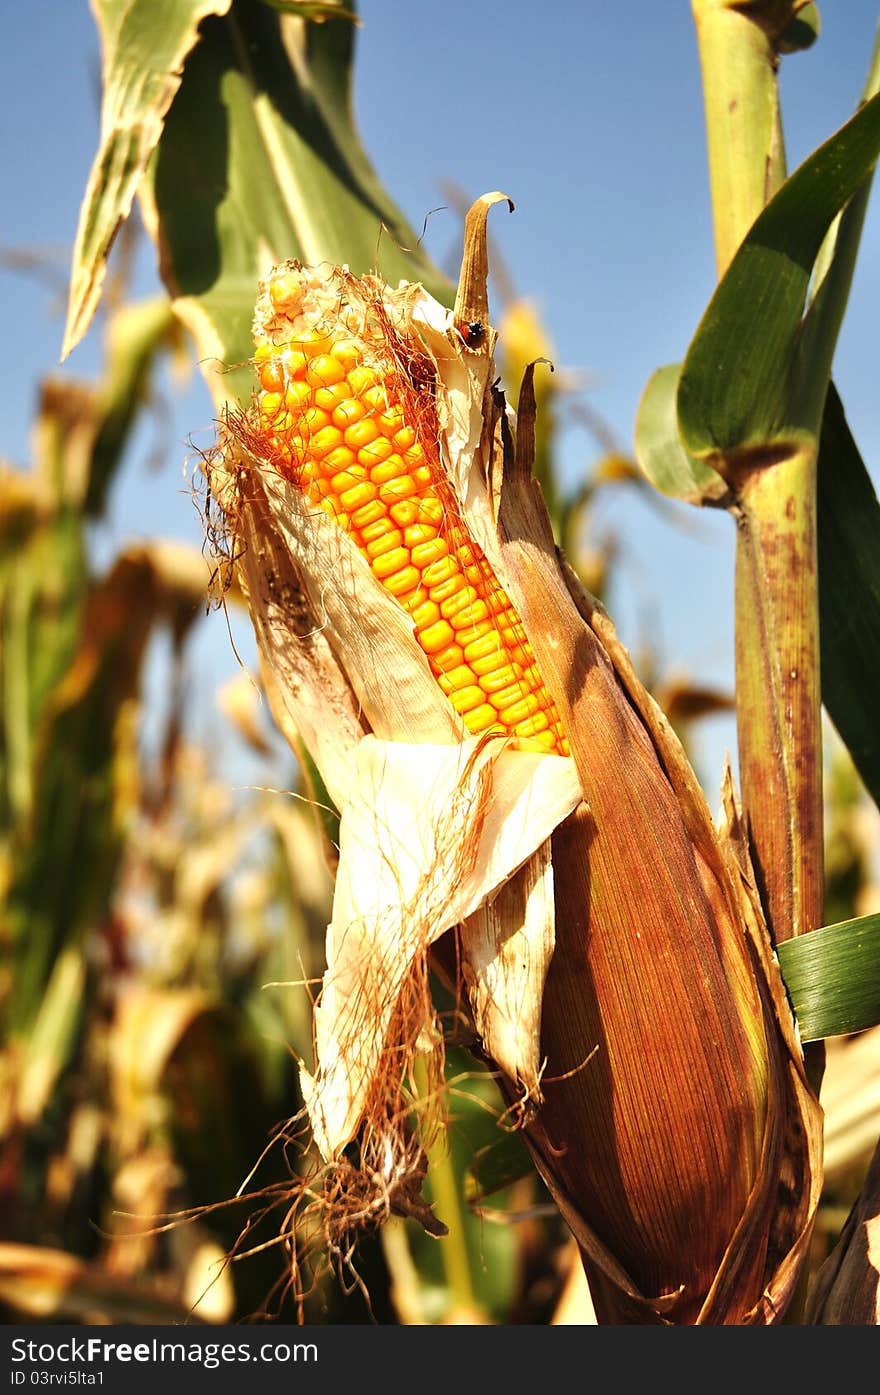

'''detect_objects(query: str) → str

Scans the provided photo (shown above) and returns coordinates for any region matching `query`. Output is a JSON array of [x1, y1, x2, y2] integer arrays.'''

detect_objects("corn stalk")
[[692, 0, 822, 952]]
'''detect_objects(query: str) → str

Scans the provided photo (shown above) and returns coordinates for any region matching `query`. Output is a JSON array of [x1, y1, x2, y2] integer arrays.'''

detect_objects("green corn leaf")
[[141, 0, 450, 407], [777, 912, 880, 1041], [0, 500, 87, 835], [677, 89, 880, 460], [259, 0, 357, 16], [87, 297, 177, 516], [15, 947, 87, 1126], [464, 1128, 535, 1204], [778, 3, 820, 54], [818, 385, 880, 809], [63, 0, 234, 360], [794, 31, 880, 432], [634, 362, 728, 505]]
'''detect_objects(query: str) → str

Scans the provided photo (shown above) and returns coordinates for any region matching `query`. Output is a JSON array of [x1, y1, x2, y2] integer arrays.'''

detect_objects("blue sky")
[[2, 2, 879, 796]]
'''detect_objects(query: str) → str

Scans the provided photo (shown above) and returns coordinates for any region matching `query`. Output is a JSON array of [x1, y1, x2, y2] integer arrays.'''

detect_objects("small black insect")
[[455, 319, 485, 348]]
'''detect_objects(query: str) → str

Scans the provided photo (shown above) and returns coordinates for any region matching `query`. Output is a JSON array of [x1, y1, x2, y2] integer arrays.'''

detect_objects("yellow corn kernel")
[[479, 666, 521, 696], [470, 647, 508, 678], [323, 446, 357, 474], [411, 465, 434, 490], [432, 642, 465, 673], [451, 598, 491, 630], [378, 408, 404, 435], [450, 685, 487, 716], [344, 418, 379, 451], [350, 498, 386, 530], [403, 524, 438, 549], [359, 436, 394, 468], [331, 339, 361, 368], [330, 468, 367, 496], [332, 399, 366, 429], [306, 354, 346, 388], [464, 702, 502, 733], [271, 347, 303, 379], [259, 358, 284, 393], [531, 730, 559, 752], [315, 382, 350, 412], [347, 364, 378, 396], [360, 517, 393, 544], [489, 682, 536, 713], [411, 599, 441, 629], [309, 426, 345, 460], [365, 530, 404, 561], [410, 497, 445, 528], [496, 695, 545, 726], [419, 619, 456, 655], [371, 546, 411, 580], [422, 556, 459, 588], [429, 573, 467, 605], [462, 630, 499, 663], [369, 453, 408, 485], [393, 425, 417, 451], [260, 390, 283, 418], [303, 406, 333, 433], [296, 328, 334, 359], [378, 476, 417, 503], [286, 380, 313, 411], [440, 588, 478, 623], [387, 499, 421, 528], [384, 565, 422, 600], [438, 664, 478, 694], [411, 538, 450, 571], [363, 385, 389, 412]]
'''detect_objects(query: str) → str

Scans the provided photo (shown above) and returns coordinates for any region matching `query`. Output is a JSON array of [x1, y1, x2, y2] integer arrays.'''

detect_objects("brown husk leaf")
[[471, 359, 823, 1324]]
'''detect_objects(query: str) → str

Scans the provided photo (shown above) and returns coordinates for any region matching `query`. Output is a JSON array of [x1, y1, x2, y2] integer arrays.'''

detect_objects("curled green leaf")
[[634, 363, 729, 505]]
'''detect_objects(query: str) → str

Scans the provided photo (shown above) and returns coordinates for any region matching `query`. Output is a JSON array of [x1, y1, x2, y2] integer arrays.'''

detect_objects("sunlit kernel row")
[[252, 317, 569, 755]]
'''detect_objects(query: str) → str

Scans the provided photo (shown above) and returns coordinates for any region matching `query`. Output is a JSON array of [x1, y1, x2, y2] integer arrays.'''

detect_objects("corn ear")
[[210, 203, 582, 1173], [210, 193, 822, 1323]]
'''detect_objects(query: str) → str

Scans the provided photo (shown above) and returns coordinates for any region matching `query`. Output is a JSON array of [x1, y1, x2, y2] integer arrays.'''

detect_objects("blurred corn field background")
[[2, 0, 880, 1326]]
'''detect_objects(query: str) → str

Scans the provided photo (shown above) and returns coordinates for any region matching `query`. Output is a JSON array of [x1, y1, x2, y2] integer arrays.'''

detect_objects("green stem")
[[413, 1057, 479, 1318], [691, 0, 788, 276], [734, 449, 823, 945], [692, 0, 823, 950]]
